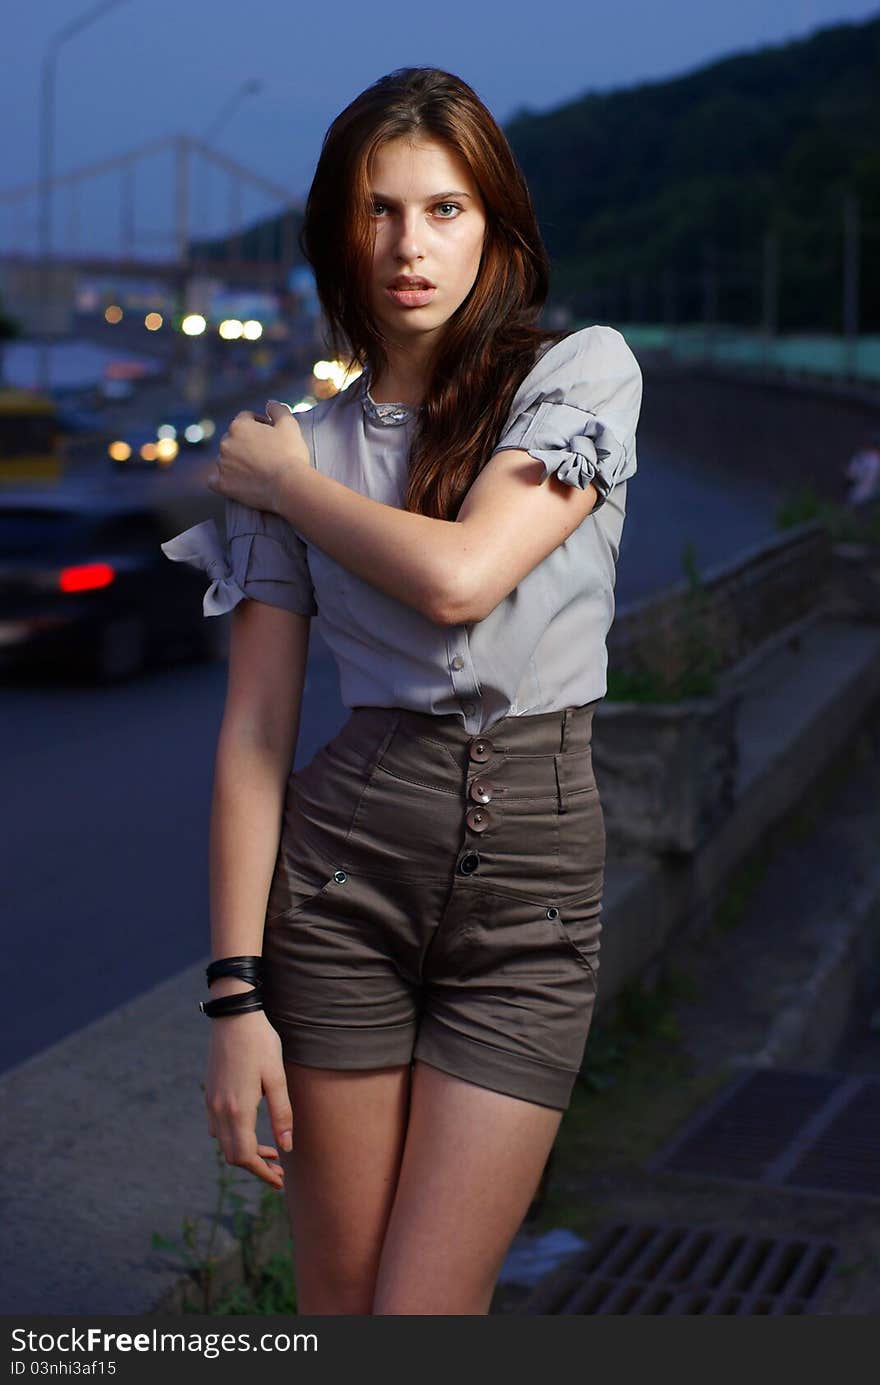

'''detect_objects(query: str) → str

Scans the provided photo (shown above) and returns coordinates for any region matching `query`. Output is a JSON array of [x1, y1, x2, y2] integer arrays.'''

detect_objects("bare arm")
[[205, 597, 311, 1188], [208, 600, 309, 972], [272, 455, 599, 626]]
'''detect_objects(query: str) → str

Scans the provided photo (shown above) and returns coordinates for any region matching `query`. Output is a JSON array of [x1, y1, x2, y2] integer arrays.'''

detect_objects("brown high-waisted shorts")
[[261, 701, 605, 1111]]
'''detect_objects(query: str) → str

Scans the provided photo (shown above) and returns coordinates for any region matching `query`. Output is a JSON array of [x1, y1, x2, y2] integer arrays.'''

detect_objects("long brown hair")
[[299, 67, 567, 521]]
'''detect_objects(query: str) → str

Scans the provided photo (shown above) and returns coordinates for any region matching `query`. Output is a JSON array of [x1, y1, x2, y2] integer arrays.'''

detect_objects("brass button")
[[466, 805, 494, 833], [469, 778, 494, 804], [468, 737, 494, 763]]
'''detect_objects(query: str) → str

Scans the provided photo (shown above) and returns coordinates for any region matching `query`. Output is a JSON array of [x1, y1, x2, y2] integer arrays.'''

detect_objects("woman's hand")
[[207, 400, 310, 514], [205, 1006, 294, 1190]]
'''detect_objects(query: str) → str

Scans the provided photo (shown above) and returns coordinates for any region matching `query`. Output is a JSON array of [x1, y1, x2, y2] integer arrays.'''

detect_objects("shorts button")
[[465, 805, 494, 833], [469, 777, 494, 803], [469, 737, 493, 763], [451, 655, 465, 670], [459, 851, 480, 875]]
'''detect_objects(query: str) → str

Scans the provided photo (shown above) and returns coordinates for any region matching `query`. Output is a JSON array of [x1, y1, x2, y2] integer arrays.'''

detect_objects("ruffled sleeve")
[[491, 324, 642, 512], [159, 500, 318, 618]]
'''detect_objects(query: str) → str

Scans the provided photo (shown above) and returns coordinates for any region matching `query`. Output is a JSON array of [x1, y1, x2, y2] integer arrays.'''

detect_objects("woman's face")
[[366, 135, 487, 349]]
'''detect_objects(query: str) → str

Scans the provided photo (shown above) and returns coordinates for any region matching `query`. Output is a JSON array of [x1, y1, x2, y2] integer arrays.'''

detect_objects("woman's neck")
[[368, 343, 433, 406]]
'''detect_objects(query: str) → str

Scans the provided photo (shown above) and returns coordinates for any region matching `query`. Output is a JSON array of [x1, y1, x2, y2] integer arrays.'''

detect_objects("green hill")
[[505, 13, 880, 328]]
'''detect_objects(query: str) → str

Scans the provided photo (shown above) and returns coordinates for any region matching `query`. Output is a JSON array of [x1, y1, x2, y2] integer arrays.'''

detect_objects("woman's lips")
[[386, 285, 437, 308]]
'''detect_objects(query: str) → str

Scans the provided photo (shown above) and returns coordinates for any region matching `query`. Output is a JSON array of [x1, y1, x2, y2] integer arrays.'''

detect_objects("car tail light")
[[59, 563, 116, 593]]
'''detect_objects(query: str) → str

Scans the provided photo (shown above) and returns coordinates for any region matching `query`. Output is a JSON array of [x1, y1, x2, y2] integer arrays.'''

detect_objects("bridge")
[[0, 132, 305, 304]]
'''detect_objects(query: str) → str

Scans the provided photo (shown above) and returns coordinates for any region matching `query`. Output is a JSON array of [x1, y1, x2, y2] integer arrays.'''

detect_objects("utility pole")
[[842, 191, 860, 379]]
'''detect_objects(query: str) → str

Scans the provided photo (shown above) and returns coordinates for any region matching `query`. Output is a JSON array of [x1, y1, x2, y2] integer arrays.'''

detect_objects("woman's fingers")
[[264, 1070, 294, 1153], [215, 1114, 286, 1188]]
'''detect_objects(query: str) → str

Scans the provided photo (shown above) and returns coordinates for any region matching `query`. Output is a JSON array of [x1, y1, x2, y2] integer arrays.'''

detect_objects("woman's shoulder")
[[513, 324, 640, 408], [294, 372, 363, 456]]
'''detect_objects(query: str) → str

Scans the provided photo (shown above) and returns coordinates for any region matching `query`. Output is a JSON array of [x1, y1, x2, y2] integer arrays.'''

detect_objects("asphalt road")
[[0, 438, 787, 1072]]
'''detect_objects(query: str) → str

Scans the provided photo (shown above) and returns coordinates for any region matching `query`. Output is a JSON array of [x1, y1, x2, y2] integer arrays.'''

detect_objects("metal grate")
[[648, 1067, 880, 1199], [518, 1222, 839, 1315]]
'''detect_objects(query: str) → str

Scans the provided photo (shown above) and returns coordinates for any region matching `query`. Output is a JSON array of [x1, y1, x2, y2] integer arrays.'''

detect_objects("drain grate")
[[648, 1067, 880, 1198], [517, 1222, 839, 1314]]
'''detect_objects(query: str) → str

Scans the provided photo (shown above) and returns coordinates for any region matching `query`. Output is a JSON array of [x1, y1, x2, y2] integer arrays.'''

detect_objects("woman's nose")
[[393, 216, 423, 261]]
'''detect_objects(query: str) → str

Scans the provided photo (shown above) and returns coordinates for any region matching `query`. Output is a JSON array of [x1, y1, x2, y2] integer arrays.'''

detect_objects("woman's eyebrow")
[[370, 190, 473, 202]]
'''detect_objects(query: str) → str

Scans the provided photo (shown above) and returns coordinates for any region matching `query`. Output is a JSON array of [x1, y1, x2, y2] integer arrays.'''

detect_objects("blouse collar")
[[359, 368, 422, 427]]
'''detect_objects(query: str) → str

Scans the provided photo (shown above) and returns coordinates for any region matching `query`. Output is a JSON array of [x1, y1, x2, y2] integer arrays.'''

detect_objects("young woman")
[[161, 66, 642, 1316]]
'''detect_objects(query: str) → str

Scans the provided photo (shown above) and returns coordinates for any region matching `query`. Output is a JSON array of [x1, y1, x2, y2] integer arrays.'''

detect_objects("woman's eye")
[[434, 203, 461, 218], [371, 201, 387, 216]]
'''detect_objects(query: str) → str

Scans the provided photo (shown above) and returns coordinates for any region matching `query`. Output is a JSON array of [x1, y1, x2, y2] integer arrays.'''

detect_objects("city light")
[[145, 312, 163, 331], [199, 418, 216, 438], [312, 358, 362, 392], [292, 400, 315, 412], [181, 314, 207, 336], [139, 442, 158, 462], [218, 319, 244, 340], [104, 305, 123, 324], [242, 319, 263, 340], [108, 440, 131, 461], [184, 424, 204, 444], [157, 424, 177, 440], [155, 437, 178, 463]]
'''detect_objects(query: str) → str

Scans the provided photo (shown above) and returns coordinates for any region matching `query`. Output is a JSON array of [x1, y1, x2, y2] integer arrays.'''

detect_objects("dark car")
[[0, 485, 229, 682]]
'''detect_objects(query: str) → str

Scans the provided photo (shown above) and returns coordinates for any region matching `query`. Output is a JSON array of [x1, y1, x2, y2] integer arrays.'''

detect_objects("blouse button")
[[451, 655, 465, 670], [463, 701, 476, 716]]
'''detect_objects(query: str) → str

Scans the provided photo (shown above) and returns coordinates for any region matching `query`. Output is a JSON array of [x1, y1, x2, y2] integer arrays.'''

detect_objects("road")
[[0, 438, 788, 1072]]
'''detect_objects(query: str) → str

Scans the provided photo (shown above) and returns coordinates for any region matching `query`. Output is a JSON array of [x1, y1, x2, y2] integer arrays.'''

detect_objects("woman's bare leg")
[[279, 1060, 413, 1314], [372, 1060, 563, 1315]]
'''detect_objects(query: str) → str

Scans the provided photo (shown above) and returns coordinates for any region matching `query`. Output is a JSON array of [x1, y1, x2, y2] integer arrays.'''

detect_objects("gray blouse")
[[160, 324, 643, 735]]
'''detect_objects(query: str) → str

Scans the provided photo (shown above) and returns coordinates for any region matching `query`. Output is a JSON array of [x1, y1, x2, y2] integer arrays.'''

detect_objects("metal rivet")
[[333, 870, 347, 883], [546, 906, 559, 919]]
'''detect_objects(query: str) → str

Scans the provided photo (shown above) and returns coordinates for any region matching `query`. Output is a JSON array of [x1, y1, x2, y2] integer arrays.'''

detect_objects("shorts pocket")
[[265, 716, 399, 926], [266, 864, 348, 925], [547, 892, 602, 976]]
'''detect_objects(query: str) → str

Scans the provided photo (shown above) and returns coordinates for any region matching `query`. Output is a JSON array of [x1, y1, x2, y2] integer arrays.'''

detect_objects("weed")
[[151, 1099, 297, 1315]]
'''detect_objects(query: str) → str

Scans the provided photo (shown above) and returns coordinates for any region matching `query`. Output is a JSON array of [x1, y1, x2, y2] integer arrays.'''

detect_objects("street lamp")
[[37, 0, 132, 393], [201, 78, 263, 147]]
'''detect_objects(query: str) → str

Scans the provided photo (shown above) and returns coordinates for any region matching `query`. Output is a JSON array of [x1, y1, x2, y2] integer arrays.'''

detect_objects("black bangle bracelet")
[[205, 955, 264, 989], [199, 984, 265, 1019]]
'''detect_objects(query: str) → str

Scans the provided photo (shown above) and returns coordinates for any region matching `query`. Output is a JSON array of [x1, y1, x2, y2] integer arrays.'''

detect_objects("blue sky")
[[3, 0, 879, 258]]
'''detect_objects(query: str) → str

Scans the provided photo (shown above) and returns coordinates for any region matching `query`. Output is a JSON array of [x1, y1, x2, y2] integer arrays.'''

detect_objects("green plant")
[[577, 969, 692, 1096], [774, 485, 880, 545], [775, 483, 823, 529], [151, 1141, 244, 1313], [607, 541, 721, 703], [151, 1098, 297, 1315]]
